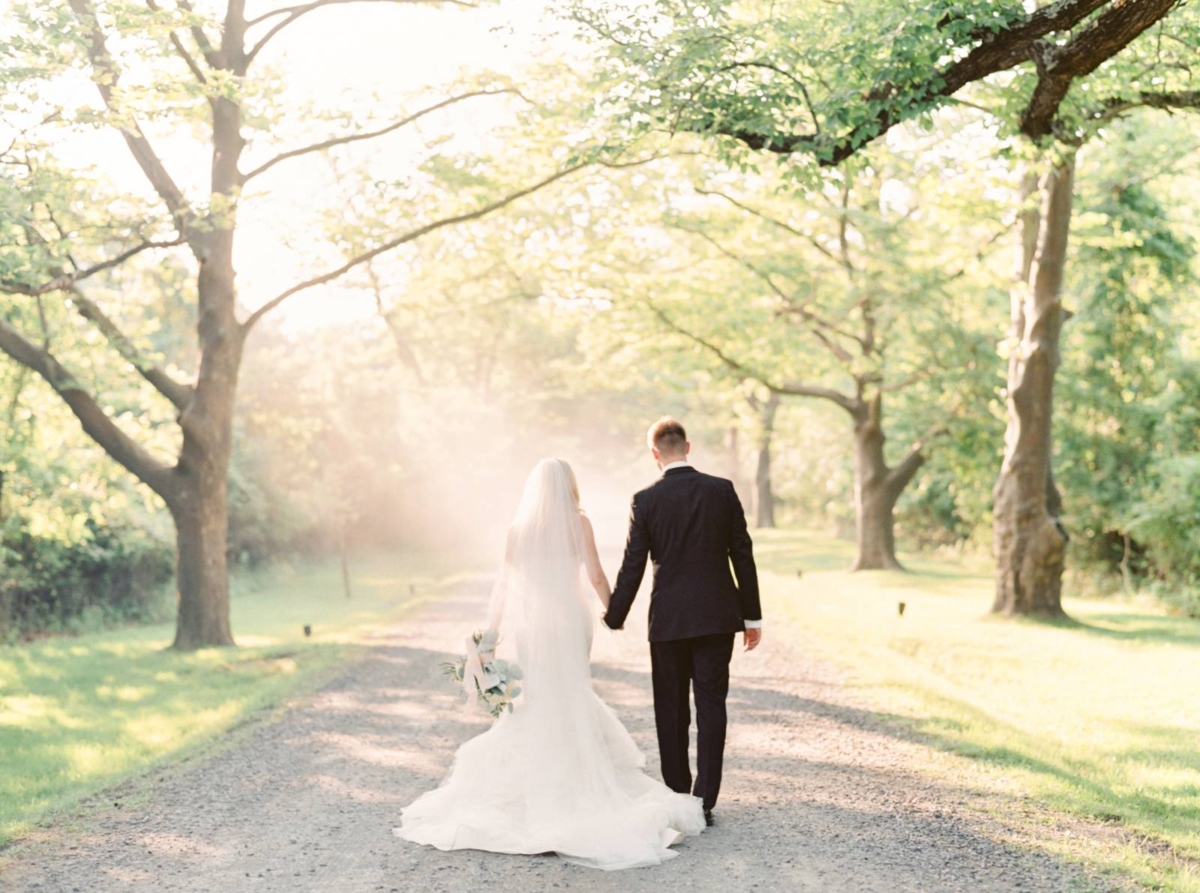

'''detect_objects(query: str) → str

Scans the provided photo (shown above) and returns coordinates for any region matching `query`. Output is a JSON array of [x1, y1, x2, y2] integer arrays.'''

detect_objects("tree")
[[575, 0, 1200, 612], [597, 152, 973, 569], [747, 389, 779, 528], [1057, 121, 1199, 582], [0, 0, 590, 648]]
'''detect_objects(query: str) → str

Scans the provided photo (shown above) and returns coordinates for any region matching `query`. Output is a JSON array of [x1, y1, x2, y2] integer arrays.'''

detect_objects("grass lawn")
[[0, 552, 459, 847], [755, 529, 1200, 892]]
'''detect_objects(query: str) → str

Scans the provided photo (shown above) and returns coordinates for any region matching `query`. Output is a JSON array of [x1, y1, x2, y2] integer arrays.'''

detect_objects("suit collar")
[[662, 465, 697, 477]]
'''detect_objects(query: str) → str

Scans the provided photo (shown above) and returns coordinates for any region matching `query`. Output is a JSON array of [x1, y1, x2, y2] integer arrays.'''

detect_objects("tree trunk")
[[339, 526, 353, 600], [725, 424, 740, 489], [855, 485, 900, 570], [754, 392, 779, 528], [0, 469, 7, 637], [168, 257, 242, 647], [850, 394, 904, 570], [168, 472, 234, 649], [847, 391, 931, 571], [992, 159, 1074, 617], [168, 219, 243, 648]]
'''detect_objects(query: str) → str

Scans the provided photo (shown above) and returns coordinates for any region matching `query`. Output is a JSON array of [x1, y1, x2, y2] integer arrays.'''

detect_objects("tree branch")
[[885, 422, 949, 497], [67, 288, 195, 411], [145, 0, 209, 85], [880, 367, 935, 393], [694, 187, 841, 265], [241, 162, 589, 331], [0, 238, 185, 296], [67, 0, 197, 250], [773, 378, 861, 410], [644, 300, 859, 413], [1020, 0, 1180, 138], [0, 318, 176, 497], [1082, 88, 1200, 125], [169, 30, 209, 84], [175, 0, 221, 69], [244, 0, 477, 64], [677, 224, 862, 362], [242, 89, 518, 182], [367, 261, 426, 385], [836, 179, 855, 276], [712, 62, 821, 134], [246, 0, 474, 25], [945, 222, 1013, 281], [0, 238, 195, 411], [709, 0, 1116, 162]]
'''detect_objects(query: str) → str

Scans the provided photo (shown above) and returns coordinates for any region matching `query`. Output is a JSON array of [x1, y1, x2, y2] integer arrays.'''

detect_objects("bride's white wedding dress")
[[395, 459, 705, 870]]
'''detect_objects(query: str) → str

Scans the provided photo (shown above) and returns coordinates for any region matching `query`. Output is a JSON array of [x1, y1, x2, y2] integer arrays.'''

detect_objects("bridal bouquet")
[[441, 630, 523, 719]]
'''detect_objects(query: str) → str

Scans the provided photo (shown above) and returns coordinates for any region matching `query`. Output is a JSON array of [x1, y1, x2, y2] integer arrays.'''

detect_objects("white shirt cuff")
[[744, 619, 763, 629]]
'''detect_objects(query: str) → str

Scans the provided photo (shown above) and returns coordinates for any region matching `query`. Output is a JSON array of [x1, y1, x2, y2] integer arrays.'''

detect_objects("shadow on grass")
[[987, 607, 1200, 648], [844, 684, 1200, 866], [1065, 613, 1200, 647]]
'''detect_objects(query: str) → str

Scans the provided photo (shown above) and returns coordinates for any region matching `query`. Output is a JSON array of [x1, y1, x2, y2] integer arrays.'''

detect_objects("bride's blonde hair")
[[557, 458, 582, 512]]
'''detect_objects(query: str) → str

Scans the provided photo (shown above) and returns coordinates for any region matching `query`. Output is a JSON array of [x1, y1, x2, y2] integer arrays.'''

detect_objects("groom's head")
[[648, 417, 690, 468]]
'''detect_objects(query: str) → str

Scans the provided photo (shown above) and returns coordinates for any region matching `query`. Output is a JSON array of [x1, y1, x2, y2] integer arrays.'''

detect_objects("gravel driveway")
[[1, 576, 1115, 892]]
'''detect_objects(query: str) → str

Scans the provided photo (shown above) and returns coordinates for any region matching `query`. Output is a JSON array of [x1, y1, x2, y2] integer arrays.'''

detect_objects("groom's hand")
[[743, 628, 761, 652], [602, 613, 625, 631]]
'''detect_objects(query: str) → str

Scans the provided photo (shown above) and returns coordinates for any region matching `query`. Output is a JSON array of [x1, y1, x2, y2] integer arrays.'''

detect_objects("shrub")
[[0, 521, 174, 639], [1127, 454, 1200, 616]]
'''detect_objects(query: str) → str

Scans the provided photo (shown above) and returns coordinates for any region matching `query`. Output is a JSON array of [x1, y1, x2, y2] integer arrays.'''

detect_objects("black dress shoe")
[[704, 809, 714, 827]]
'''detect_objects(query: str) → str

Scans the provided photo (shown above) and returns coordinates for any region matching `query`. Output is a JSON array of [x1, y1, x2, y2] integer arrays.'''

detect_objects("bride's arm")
[[580, 514, 612, 608]]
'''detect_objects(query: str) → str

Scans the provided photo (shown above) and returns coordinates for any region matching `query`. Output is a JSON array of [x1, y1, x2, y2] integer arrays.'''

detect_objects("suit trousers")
[[648, 632, 736, 812]]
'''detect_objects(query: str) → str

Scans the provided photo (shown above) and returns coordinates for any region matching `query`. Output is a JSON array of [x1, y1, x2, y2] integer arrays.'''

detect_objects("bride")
[[395, 458, 706, 869]]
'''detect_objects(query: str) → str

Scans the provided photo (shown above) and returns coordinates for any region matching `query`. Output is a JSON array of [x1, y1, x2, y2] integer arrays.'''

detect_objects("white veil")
[[482, 458, 591, 701]]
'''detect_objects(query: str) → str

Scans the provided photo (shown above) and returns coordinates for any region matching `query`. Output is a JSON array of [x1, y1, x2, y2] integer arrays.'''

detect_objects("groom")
[[603, 417, 762, 826]]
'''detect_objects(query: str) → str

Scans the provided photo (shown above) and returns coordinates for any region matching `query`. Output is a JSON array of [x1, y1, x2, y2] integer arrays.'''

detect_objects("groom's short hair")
[[648, 417, 687, 454]]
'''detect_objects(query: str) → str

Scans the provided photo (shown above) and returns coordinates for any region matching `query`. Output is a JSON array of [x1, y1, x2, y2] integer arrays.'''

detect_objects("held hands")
[[743, 628, 762, 652]]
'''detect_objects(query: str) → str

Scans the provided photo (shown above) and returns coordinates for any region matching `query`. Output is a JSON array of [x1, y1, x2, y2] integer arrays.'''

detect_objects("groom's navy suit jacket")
[[604, 465, 761, 642]]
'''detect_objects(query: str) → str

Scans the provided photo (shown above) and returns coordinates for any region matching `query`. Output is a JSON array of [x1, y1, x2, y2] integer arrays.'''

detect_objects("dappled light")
[[135, 833, 224, 862], [94, 685, 155, 703], [310, 731, 427, 770], [308, 773, 407, 805]]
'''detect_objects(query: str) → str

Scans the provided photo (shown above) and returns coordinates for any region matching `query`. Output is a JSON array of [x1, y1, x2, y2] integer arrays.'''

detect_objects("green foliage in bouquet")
[[441, 631, 524, 719]]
